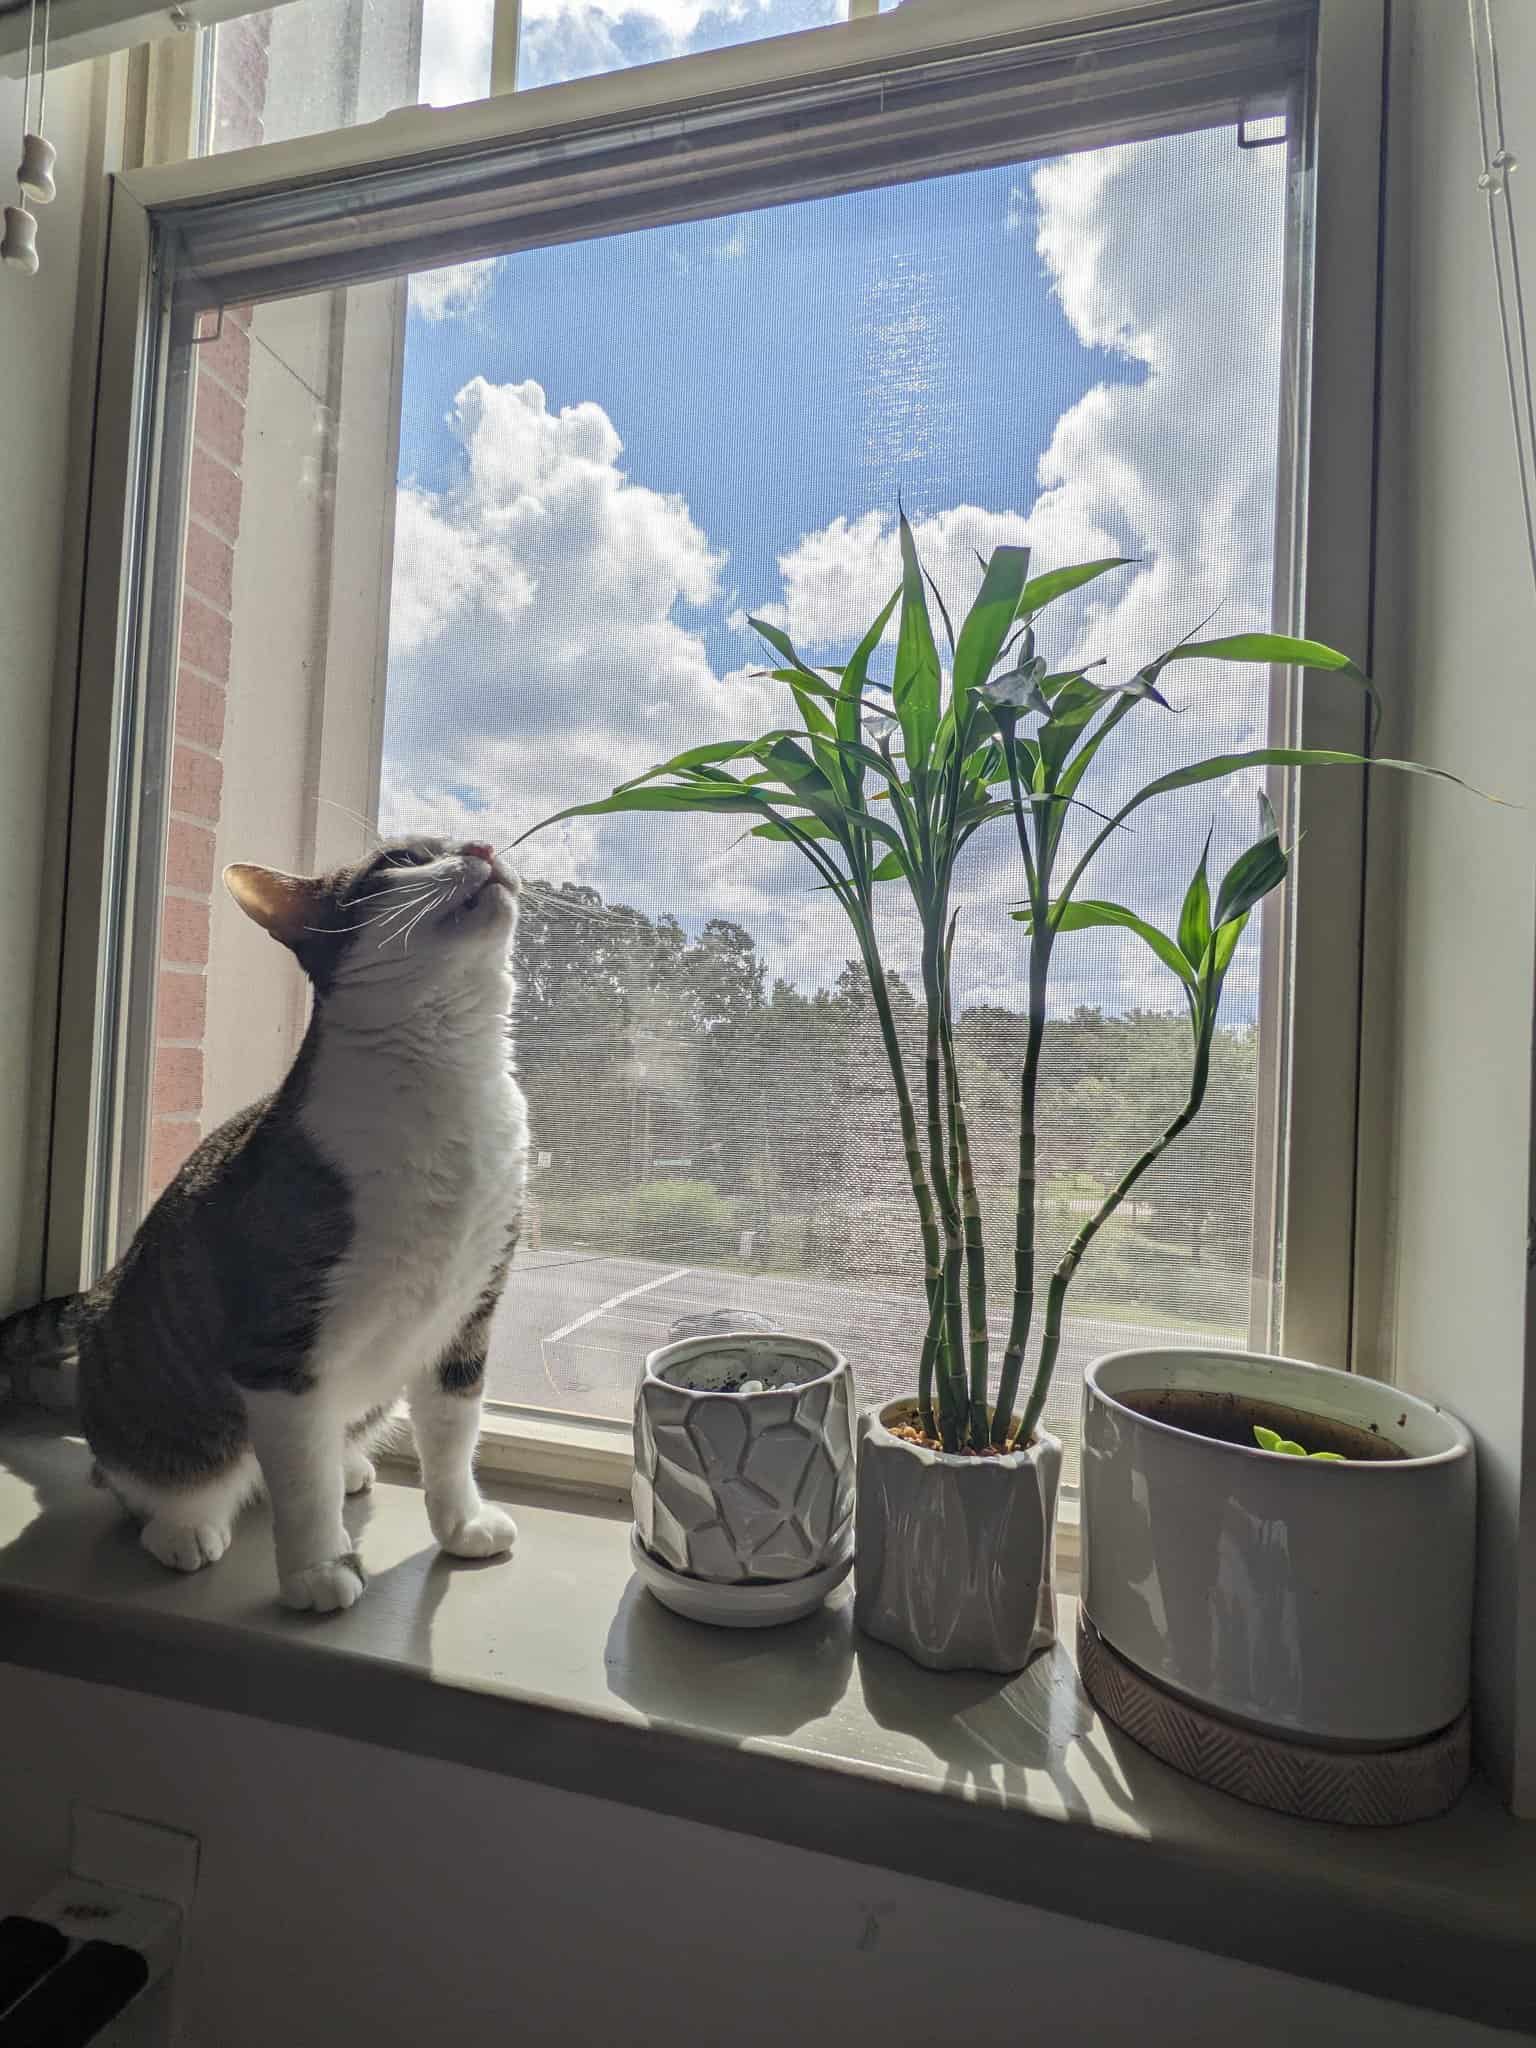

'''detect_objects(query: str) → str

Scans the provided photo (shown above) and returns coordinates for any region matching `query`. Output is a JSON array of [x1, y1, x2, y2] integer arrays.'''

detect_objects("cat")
[[0, 836, 527, 1613]]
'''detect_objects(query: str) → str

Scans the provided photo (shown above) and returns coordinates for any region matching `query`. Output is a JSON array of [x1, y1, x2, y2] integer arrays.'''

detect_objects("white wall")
[[0, 61, 93, 1312], [0, 1662, 1522, 2048], [1370, 0, 1536, 1812]]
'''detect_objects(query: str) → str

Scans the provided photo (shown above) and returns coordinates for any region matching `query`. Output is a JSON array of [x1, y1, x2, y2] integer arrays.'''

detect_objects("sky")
[[381, 3, 1296, 1023]]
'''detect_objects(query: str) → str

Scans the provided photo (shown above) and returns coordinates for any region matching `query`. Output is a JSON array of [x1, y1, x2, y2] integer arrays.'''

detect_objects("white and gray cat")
[[0, 836, 527, 1613]]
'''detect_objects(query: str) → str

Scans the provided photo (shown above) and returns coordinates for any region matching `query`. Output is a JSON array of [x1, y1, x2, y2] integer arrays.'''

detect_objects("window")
[[62, 0, 1379, 1494], [200, 0, 856, 155]]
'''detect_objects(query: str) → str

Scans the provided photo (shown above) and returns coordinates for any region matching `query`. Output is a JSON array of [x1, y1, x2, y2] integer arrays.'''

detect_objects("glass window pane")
[[203, 0, 849, 156], [138, 114, 1296, 1488], [207, 0, 494, 155], [518, 0, 845, 91]]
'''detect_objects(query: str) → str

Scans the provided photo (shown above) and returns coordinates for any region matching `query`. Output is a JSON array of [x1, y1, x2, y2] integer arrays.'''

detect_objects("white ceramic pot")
[[854, 1400, 1061, 1673], [632, 1333, 854, 1589], [1082, 1348, 1475, 1747]]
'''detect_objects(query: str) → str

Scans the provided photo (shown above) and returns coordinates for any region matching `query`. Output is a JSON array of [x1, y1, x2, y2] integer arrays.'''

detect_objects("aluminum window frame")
[[47, 0, 1385, 1495]]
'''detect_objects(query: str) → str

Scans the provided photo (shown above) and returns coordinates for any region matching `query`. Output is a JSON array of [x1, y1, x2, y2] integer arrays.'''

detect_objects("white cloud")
[[409, 261, 496, 323], [386, 375, 782, 869], [418, 0, 495, 106], [384, 125, 1294, 1020]]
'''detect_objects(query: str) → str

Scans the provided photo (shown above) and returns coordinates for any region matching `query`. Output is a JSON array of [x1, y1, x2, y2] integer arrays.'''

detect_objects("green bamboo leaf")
[[1040, 675, 1112, 777], [1123, 747, 1495, 819], [1012, 898, 1196, 989], [836, 588, 901, 760], [1213, 807, 1289, 929], [788, 683, 836, 742], [1178, 829, 1214, 967], [1162, 632, 1364, 679], [953, 546, 1032, 706], [1160, 631, 1376, 740], [748, 816, 843, 843], [923, 565, 958, 660], [749, 620, 830, 688], [893, 508, 941, 770], [614, 735, 792, 792], [1210, 909, 1249, 979], [870, 848, 908, 882], [1055, 693, 1133, 803], [520, 782, 806, 840], [1018, 557, 1134, 616], [758, 735, 836, 795]]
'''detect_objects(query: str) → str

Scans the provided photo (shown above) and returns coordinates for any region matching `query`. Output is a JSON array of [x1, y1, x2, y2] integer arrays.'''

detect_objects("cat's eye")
[[380, 847, 433, 870]]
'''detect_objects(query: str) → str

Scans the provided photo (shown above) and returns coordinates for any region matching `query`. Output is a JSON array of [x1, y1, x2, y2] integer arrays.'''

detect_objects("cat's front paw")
[[343, 1450, 376, 1495], [437, 1505, 517, 1559], [142, 1518, 231, 1572], [280, 1554, 367, 1613]]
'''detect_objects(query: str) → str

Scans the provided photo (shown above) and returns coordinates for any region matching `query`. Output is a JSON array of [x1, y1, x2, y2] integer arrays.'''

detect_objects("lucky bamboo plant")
[[527, 515, 1468, 1455]]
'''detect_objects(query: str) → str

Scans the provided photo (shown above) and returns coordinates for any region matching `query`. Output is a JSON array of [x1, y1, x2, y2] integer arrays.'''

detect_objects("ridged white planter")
[[633, 1334, 854, 1594], [854, 1401, 1062, 1673], [1081, 1348, 1476, 1747]]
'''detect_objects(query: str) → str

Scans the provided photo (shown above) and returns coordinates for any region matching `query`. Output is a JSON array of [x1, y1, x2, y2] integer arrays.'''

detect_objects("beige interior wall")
[[0, 1661, 1524, 2048], [0, 61, 94, 1311], [1368, 0, 1536, 1811]]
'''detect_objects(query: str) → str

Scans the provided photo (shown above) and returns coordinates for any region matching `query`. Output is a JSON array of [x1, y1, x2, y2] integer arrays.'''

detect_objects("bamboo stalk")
[[938, 955, 989, 1449], [992, 742, 1053, 1444], [859, 936, 956, 1439]]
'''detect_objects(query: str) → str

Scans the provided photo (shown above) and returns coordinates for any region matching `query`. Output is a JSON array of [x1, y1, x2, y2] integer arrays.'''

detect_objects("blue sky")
[[381, 111, 1292, 1022], [394, 169, 1112, 689]]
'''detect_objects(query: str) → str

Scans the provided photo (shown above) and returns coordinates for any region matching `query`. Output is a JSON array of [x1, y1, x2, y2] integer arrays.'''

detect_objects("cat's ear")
[[223, 863, 323, 947]]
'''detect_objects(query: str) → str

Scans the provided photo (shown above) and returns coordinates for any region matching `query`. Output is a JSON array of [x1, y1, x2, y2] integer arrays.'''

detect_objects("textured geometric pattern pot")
[[633, 1334, 854, 1584], [854, 1400, 1061, 1672]]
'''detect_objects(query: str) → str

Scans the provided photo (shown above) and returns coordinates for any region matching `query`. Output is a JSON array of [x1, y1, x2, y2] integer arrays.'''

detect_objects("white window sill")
[[0, 1414, 1531, 2036]]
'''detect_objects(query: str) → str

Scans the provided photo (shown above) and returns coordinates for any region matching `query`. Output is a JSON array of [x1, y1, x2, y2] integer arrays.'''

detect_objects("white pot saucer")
[[629, 1528, 852, 1629]]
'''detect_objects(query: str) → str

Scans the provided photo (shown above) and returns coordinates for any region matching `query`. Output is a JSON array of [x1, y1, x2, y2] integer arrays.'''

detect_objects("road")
[[486, 1244, 1236, 1476]]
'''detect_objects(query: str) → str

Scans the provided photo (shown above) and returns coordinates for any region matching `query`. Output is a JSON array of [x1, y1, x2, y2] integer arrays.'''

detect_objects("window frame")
[[45, 0, 1386, 1496]]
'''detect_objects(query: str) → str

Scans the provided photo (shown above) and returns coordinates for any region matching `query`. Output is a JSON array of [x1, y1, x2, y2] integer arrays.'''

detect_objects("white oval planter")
[[632, 1334, 855, 1616], [854, 1400, 1061, 1673], [1082, 1348, 1475, 1747]]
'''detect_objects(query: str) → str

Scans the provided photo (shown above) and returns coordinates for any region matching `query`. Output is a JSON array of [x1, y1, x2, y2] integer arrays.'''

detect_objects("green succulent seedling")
[[525, 511, 1488, 1457], [1252, 1425, 1345, 1461]]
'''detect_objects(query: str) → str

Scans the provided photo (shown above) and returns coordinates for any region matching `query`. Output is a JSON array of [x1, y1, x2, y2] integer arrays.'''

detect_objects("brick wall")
[[144, 15, 270, 1201]]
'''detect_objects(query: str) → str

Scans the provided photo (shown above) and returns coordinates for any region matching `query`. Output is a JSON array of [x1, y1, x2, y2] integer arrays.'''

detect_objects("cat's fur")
[[0, 836, 527, 1612]]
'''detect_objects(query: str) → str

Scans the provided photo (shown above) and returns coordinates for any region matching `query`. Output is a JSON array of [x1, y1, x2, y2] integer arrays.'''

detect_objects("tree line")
[[514, 881, 1259, 1329]]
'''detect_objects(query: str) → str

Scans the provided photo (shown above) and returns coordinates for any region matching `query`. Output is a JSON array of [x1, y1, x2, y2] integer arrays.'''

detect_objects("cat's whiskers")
[[318, 795, 385, 849], [307, 884, 439, 936], [381, 888, 450, 952], [371, 891, 440, 943], [517, 879, 645, 930], [351, 880, 442, 906]]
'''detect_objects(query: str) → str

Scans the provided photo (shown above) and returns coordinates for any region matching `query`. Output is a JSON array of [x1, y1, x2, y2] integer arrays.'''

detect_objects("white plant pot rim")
[[643, 1331, 845, 1395], [866, 1396, 1061, 1468], [1085, 1347, 1472, 1469]]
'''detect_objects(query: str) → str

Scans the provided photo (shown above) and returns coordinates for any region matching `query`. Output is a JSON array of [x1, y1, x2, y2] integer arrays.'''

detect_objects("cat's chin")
[[453, 878, 517, 931]]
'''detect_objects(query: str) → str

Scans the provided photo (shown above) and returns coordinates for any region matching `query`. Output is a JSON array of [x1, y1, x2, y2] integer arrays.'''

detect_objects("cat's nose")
[[464, 843, 495, 864]]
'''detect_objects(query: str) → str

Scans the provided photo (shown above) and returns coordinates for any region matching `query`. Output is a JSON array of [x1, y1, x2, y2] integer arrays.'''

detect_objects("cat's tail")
[[0, 1294, 81, 1411]]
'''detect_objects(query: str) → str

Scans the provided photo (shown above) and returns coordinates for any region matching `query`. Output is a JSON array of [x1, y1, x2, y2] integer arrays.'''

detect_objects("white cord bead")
[[1, 203, 39, 273], [17, 131, 55, 205]]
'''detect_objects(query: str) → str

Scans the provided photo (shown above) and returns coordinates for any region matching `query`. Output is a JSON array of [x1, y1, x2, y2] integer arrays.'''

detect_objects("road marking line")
[[544, 1267, 691, 1347]]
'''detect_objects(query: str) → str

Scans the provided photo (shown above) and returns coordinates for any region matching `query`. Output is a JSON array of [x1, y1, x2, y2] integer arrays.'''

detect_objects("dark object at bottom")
[[1077, 1612, 1470, 1825], [0, 1938, 149, 2046], [0, 1918, 68, 2017]]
